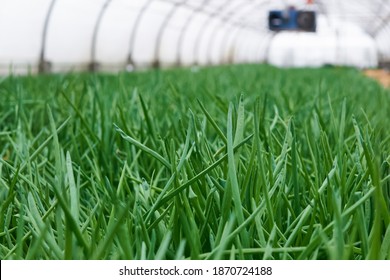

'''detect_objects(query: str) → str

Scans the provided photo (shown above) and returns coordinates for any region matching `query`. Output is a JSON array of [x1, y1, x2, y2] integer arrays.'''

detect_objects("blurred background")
[[0, 0, 389, 75]]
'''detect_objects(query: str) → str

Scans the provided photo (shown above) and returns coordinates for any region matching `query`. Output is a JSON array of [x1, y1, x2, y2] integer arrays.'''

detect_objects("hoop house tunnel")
[[0, 0, 389, 74], [1, 0, 390, 263]]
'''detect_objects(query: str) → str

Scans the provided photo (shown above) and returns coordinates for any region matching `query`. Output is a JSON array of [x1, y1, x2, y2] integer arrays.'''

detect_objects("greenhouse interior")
[[0, 0, 390, 261], [1, 0, 390, 72]]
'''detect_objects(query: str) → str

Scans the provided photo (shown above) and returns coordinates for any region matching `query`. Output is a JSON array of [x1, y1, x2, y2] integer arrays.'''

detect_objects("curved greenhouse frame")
[[0, 0, 389, 74]]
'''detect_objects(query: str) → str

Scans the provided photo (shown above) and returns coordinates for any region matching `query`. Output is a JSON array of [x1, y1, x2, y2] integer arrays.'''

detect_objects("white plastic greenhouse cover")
[[0, 0, 389, 74]]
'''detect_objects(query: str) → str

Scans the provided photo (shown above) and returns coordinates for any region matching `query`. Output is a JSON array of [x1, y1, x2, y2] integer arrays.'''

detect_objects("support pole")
[[38, 0, 57, 73], [89, 0, 113, 72]]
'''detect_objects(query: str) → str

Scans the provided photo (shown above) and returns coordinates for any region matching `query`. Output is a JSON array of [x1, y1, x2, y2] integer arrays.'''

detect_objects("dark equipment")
[[268, 8, 316, 32]]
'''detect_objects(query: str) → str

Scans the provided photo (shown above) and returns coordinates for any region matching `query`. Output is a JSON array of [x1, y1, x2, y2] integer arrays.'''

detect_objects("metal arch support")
[[206, 21, 221, 65], [220, 25, 263, 65], [229, 26, 261, 63], [222, 0, 273, 64], [370, 0, 390, 36], [231, 27, 248, 62], [175, 0, 209, 66], [219, 24, 241, 64], [245, 30, 267, 62], [371, 11, 390, 37], [262, 32, 276, 64], [206, 1, 257, 65], [248, 0, 282, 64], [89, 0, 113, 72], [254, 31, 270, 62], [38, 0, 57, 73], [193, 0, 233, 65], [216, 0, 272, 64], [247, 30, 264, 62], [207, 3, 239, 65], [153, 0, 185, 68], [376, 24, 390, 64], [127, 0, 155, 69], [369, 0, 390, 62], [349, 0, 387, 37]]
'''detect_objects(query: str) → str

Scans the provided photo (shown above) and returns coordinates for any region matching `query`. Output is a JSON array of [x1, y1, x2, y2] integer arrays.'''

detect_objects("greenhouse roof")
[[0, 0, 389, 74]]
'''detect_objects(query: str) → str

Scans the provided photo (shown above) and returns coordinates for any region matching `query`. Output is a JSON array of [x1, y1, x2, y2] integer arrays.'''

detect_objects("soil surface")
[[364, 69, 390, 88]]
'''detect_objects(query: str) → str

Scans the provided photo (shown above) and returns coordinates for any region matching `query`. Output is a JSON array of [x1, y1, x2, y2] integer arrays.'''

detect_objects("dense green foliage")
[[0, 64, 389, 259]]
